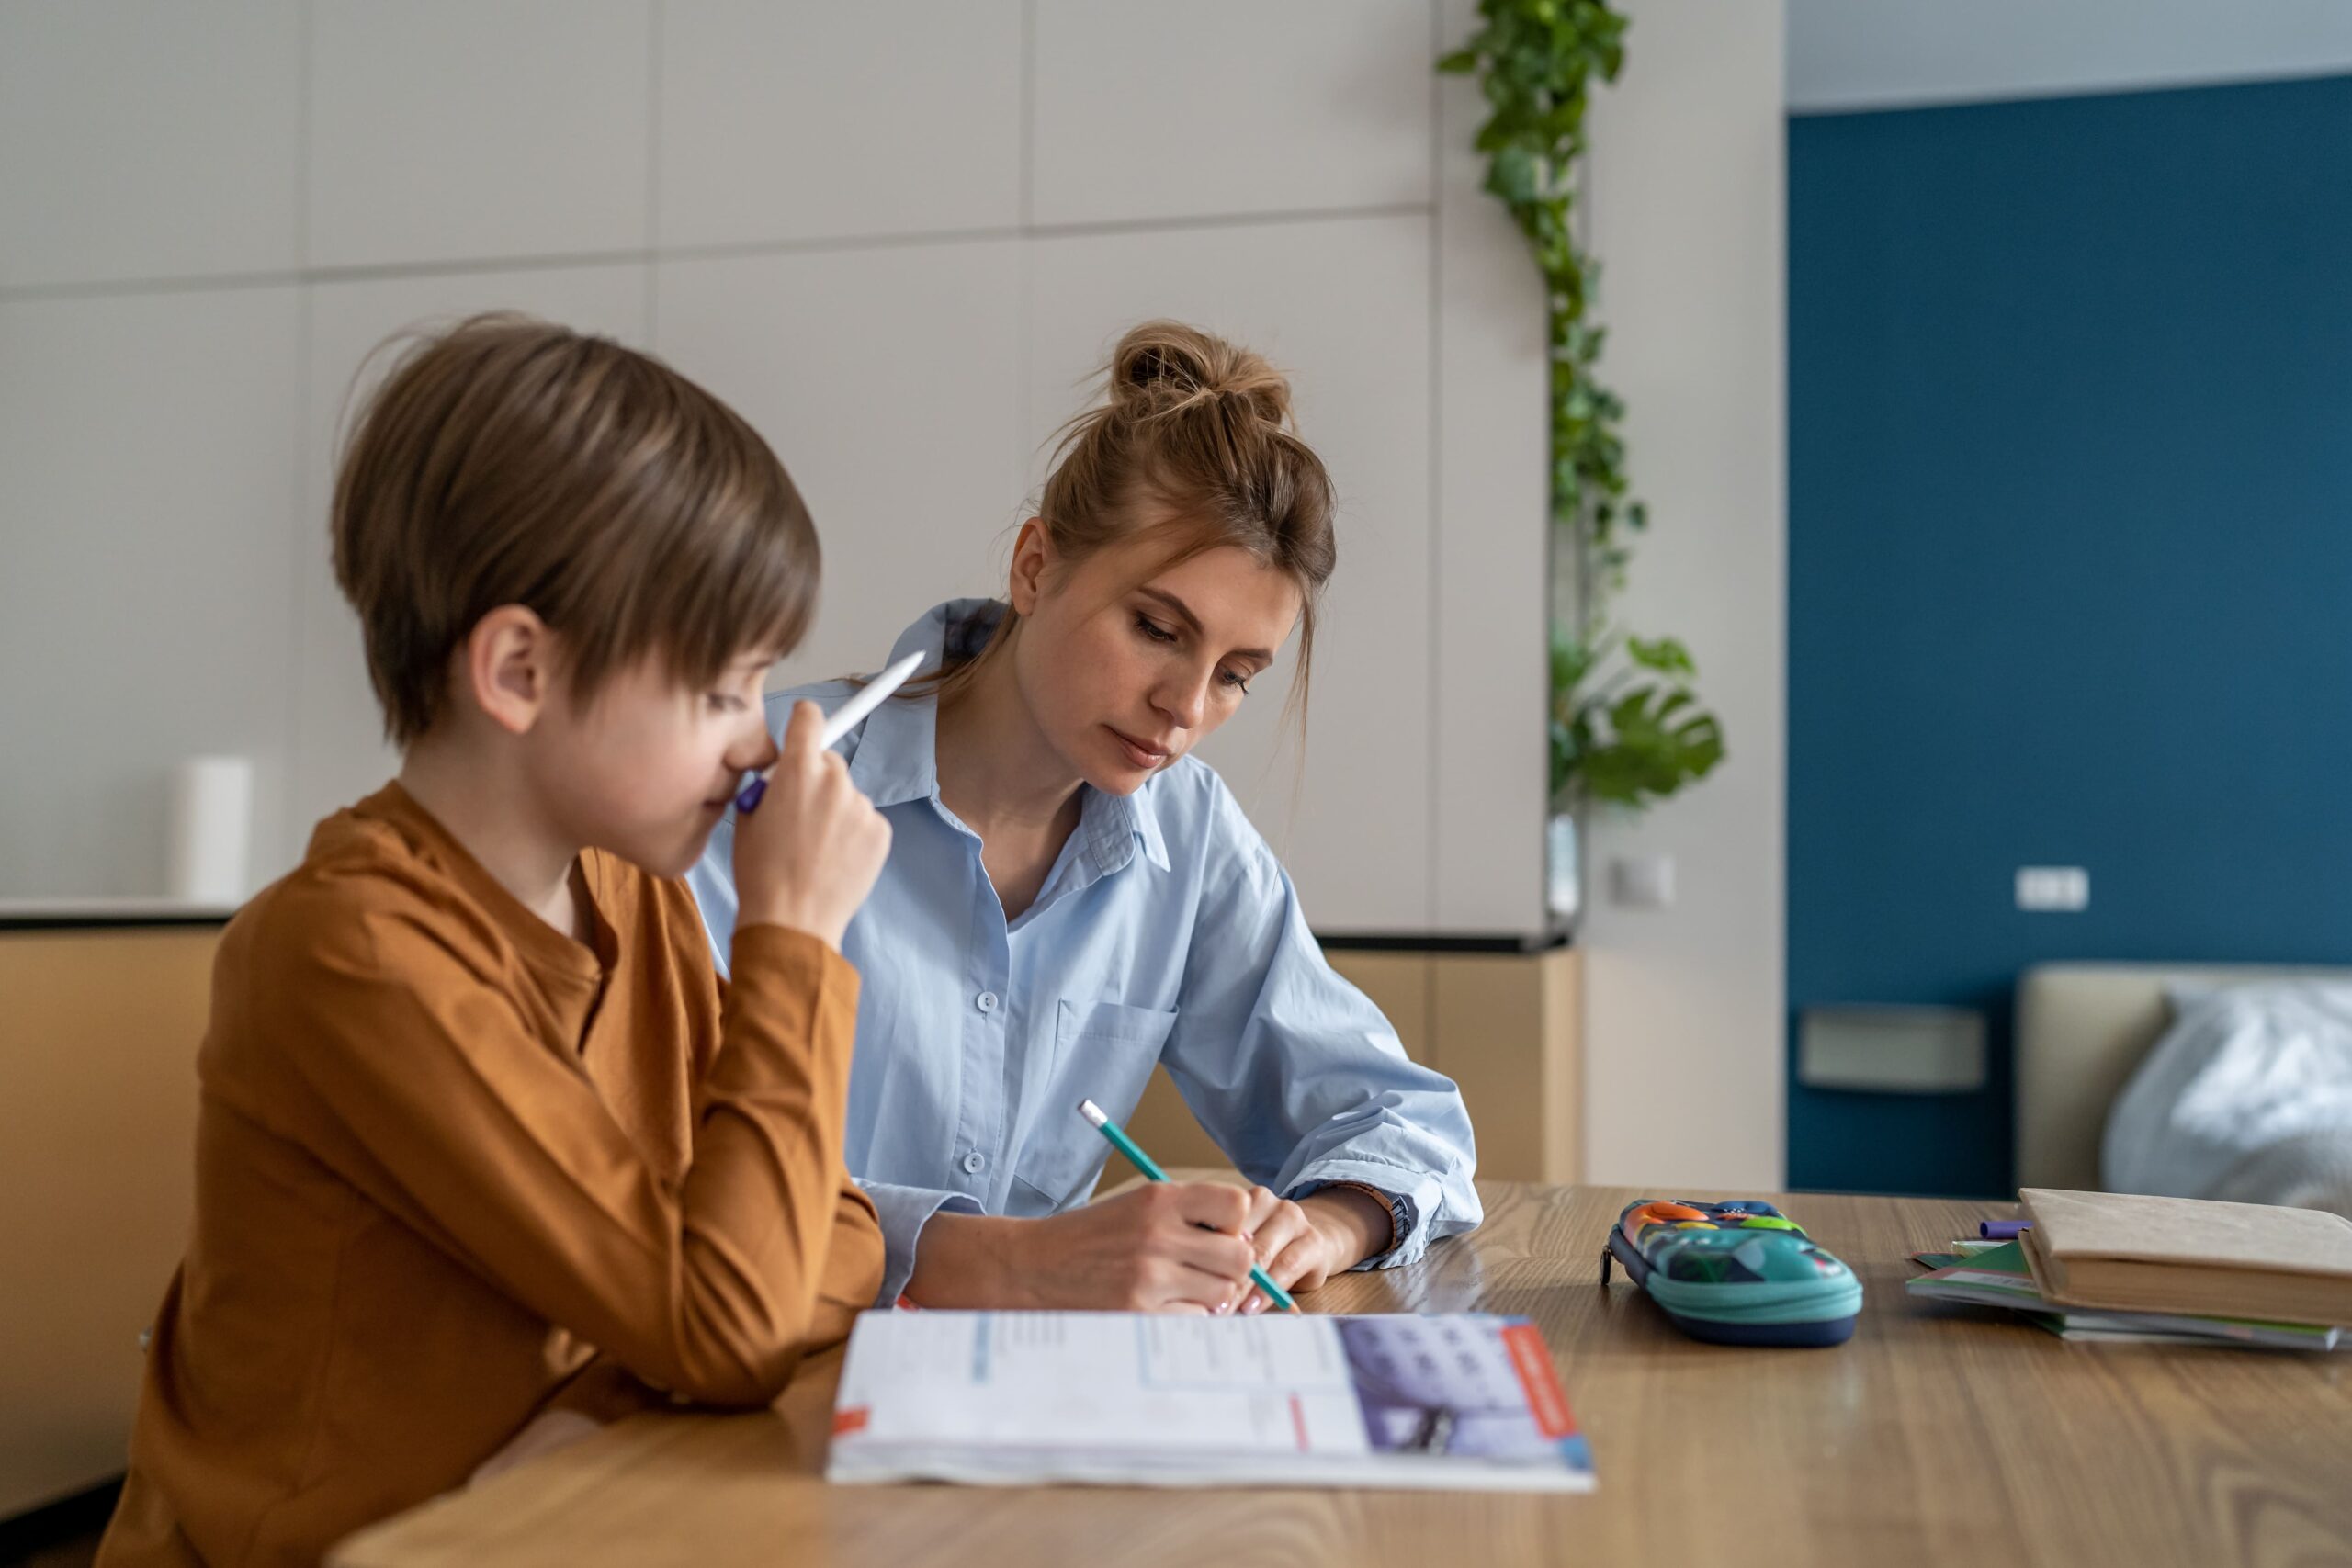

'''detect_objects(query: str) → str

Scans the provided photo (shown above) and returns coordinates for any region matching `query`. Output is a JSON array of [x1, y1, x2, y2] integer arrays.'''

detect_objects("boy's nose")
[[734, 719, 780, 776]]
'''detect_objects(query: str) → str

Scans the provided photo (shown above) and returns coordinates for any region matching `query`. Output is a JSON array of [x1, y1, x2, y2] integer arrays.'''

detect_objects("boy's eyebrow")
[[1136, 586, 1274, 664]]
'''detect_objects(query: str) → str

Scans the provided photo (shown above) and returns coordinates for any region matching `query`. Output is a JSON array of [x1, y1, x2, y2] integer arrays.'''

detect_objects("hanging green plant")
[[1441, 0, 1724, 815]]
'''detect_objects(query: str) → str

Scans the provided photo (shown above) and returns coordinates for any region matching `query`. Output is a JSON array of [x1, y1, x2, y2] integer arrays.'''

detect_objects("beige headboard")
[[2014, 962, 2352, 1191]]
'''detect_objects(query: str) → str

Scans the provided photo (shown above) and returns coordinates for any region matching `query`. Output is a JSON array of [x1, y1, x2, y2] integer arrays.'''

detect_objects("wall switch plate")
[[2015, 865, 2088, 912], [1610, 853, 1676, 909]]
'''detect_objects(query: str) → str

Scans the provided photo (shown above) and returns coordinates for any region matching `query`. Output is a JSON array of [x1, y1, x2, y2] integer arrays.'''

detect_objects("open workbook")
[[825, 1311, 1594, 1493]]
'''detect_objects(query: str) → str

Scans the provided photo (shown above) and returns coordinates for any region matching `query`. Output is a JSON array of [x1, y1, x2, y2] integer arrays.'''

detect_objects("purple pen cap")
[[728, 649, 926, 818]]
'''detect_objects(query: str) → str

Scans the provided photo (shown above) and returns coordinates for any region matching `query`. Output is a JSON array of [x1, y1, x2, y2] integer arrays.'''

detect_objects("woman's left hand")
[[1228, 1185, 1391, 1314]]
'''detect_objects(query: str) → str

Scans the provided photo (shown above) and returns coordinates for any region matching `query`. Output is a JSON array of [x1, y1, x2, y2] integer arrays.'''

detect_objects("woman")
[[688, 321, 1480, 1312]]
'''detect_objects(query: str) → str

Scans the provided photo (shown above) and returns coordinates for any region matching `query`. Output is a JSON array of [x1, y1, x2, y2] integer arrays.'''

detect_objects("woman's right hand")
[[731, 700, 892, 951], [1000, 1182, 1261, 1312]]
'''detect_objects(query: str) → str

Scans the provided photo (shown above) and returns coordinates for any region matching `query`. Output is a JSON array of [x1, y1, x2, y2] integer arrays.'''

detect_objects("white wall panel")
[[0, 0, 302, 288], [654, 241, 1026, 689], [1580, 0, 1787, 1190], [308, 0, 650, 268], [4, 1, 1628, 952], [1031, 0, 1432, 226], [658, 0, 1023, 248], [1432, 0, 1550, 933], [1026, 214, 1434, 931], [0, 289, 302, 897]]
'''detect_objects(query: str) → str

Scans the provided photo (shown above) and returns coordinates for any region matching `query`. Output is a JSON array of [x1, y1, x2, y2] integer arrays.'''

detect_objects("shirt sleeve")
[[235, 889, 880, 1408], [854, 1179, 988, 1305], [1156, 789, 1483, 1269]]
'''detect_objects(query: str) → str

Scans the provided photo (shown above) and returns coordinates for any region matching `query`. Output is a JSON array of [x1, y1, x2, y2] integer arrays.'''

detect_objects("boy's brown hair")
[[332, 312, 818, 746]]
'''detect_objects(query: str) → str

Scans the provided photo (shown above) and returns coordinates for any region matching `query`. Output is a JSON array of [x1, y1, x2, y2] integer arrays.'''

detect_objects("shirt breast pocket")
[[1012, 999, 1180, 1212]]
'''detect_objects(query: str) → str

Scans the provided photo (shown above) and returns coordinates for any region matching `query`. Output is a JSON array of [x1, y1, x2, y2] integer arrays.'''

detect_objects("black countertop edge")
[[0, 911, 237, 933], [1314, 928, 1573, 954], [0, 1474, 121, 1547]]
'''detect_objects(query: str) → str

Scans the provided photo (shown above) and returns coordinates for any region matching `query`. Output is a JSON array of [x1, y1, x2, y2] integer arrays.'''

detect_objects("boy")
[[98, 316, 891, 1565]]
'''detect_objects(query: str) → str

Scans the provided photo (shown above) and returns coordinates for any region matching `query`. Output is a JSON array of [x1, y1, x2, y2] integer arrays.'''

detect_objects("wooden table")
[[333, 1184, 2352, 1568]]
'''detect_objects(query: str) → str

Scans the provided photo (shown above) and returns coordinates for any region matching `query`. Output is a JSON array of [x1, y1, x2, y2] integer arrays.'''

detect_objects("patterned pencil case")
[[1601, 1198, 1862, 1347]]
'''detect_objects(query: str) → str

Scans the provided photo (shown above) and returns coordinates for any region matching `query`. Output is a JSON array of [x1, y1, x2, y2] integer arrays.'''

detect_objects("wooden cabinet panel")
[[0, 928, 214, 1516], [1432, 947, 1581, 1184], [1118, 946, 1580, 1190]]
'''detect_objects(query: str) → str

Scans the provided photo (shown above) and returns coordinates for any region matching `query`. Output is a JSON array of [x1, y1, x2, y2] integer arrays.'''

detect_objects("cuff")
[[858, 1179, 988, 1306], [1286, 1160, 1448, 1269], [1292, 1179, 1418, 1269]]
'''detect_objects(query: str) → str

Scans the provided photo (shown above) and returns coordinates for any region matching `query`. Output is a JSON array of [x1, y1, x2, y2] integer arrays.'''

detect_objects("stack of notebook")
[[1906, 1188, 2352, 1350]]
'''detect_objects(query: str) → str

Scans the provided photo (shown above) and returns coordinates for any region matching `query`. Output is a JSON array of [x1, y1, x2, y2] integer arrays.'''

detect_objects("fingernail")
[[1216, 1300, 1233, 1315]]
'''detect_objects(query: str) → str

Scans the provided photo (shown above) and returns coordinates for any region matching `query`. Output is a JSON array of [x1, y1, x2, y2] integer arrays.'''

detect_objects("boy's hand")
[[732, 700, 891, 951]]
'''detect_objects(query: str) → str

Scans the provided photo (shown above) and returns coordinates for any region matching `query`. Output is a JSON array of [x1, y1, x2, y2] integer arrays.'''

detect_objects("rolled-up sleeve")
[[856, 1179, 987, 1305], [1158, 795, 1482, 1269]]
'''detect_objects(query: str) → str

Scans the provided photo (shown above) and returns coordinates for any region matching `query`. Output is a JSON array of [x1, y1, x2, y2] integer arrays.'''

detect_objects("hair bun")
[[1110, 320, 1293, 426]]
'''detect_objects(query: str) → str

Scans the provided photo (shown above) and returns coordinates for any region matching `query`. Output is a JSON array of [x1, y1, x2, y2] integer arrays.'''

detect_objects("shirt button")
[[976, 990, 998, 1013], [963, 1152, 986, 1174]]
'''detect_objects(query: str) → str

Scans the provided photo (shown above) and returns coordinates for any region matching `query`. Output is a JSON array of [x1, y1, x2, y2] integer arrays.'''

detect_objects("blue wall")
[[1788, 73, 2352, 1197]]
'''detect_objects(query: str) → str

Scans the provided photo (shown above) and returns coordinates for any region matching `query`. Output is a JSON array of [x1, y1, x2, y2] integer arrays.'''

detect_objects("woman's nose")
[[1154, 669, 1210, 730]]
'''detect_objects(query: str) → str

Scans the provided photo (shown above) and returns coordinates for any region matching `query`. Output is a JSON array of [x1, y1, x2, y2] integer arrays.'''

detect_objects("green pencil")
[[1077, 1099, 1297, 1313]]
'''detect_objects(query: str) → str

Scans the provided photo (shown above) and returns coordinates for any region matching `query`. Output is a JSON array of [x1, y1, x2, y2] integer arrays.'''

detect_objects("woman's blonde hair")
[[928, 320, 1337, 725]]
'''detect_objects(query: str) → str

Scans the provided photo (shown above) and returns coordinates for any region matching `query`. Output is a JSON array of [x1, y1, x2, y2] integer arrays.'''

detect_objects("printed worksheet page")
[[836, 1312, 1371, 1455]]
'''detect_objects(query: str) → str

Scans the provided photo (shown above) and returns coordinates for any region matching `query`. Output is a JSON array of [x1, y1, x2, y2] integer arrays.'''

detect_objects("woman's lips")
[[1108, 727, 1171, 770]]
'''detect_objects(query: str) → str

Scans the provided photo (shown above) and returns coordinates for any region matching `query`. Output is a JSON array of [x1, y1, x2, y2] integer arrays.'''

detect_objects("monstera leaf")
[[1551, 626, 1725, 812]]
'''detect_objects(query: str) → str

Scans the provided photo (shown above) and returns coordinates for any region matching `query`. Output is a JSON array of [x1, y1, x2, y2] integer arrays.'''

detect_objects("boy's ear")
[[463, 605, 558, 736], [1007, 517, 1057, 616]]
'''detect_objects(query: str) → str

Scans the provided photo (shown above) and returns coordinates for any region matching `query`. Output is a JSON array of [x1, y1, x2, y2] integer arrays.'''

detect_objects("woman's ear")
[[463, 604, 558, 736], [1007, 517, 1057, 616]]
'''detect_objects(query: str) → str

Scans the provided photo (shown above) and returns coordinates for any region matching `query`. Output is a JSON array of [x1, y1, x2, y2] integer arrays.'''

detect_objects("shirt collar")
[[838, 600, 967, 810], [1076, 770, 1171, 878], [849, 598, 1170, 874]]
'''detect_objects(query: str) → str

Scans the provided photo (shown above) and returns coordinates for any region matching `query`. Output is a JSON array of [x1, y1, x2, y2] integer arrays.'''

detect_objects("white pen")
[[732, 650, 926, 814]]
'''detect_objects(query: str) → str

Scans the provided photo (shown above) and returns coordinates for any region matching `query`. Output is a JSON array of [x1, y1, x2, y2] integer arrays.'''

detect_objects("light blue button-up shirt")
[[686, 601, 1481, 1303]]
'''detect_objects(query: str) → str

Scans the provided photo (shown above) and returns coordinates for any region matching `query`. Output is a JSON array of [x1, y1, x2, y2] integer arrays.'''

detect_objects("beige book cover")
[[2018, 1188, 2352, 1328]]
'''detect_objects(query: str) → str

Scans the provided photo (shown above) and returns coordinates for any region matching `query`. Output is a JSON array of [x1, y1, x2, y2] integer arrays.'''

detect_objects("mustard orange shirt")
[[98, 783, 883, 1566]]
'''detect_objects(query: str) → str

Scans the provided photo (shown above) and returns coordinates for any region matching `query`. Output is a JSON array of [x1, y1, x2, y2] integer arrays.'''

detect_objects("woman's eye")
[[707, 694, 743, 714], [1135, 613, 1177, 644], [1220, 670, 1252, 694]]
